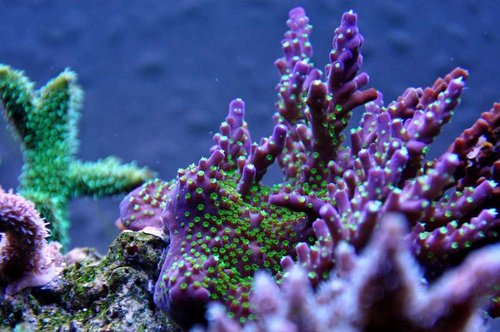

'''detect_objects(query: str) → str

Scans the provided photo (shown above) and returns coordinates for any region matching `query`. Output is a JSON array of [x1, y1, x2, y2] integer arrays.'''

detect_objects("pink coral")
[[0, 187, 63, 294]]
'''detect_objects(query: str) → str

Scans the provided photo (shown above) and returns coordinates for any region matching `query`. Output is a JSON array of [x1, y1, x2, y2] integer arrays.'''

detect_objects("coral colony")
[[0, 66, 153, 248], [0, 6, 499, 332], [118, 7, 500, 330]]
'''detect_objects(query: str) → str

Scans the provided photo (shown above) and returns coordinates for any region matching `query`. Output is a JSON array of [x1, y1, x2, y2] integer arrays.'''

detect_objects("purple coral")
[[152, 148, 309, 327], [206, 214, 500, 332], [117, 178, 172, 232], [119, 7, 500, 329], [0, 187, 62, 294]]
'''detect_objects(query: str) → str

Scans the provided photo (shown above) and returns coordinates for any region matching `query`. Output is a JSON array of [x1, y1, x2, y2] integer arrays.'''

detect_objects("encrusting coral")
[[117, 7, 500, 330], [0, 66, 154, 248], [0, 187, 62, 295]]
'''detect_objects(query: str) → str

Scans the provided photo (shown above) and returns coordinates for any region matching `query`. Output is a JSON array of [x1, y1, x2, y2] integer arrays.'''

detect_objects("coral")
[[0, 66, 154, 247], [118, 7, 499, 329], [117, 178, 173, 232], [0, 187, 62, 295], [152, 148, 310, 327], [205, 214, 500, 332]]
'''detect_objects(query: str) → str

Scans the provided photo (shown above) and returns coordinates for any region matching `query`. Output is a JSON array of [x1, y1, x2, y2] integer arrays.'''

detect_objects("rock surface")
[[0, 231, 181, 332]]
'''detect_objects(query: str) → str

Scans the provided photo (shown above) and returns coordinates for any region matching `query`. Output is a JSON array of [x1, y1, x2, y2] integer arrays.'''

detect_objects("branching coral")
[[0, 187, 62, 295], [0, 66, 154, 247], [206, 214, 500, 332], [118, 7, 499, 329]]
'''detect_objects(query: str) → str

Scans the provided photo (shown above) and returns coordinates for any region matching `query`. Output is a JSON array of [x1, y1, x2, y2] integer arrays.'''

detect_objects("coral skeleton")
[[118, 7, 499, 329]]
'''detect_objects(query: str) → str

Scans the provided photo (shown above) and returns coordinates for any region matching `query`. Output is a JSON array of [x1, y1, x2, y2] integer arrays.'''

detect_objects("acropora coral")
[[205, 214, 500, 332], [0, 66, 154, 248], [118, 7, 500, 330]]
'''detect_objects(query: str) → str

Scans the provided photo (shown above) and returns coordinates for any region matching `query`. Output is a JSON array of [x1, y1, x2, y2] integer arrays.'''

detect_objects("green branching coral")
[[0, 65, 154, 248]]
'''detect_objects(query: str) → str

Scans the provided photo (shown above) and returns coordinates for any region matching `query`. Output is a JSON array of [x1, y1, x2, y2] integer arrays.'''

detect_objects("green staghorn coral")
[[0, 65, 154, 248]]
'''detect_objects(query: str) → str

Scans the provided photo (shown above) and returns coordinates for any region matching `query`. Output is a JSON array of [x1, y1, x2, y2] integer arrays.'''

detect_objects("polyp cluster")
[[118, 7, 499, 330]]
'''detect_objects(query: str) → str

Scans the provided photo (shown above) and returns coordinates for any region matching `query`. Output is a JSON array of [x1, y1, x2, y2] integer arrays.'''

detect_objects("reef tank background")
[[0, 0, 499, 330]]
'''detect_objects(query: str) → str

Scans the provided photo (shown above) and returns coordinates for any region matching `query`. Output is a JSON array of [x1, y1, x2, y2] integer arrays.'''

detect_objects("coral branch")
[[247, 125, 287, 183], [211, 98, 252, 172], [0, 65, 153, 247]]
